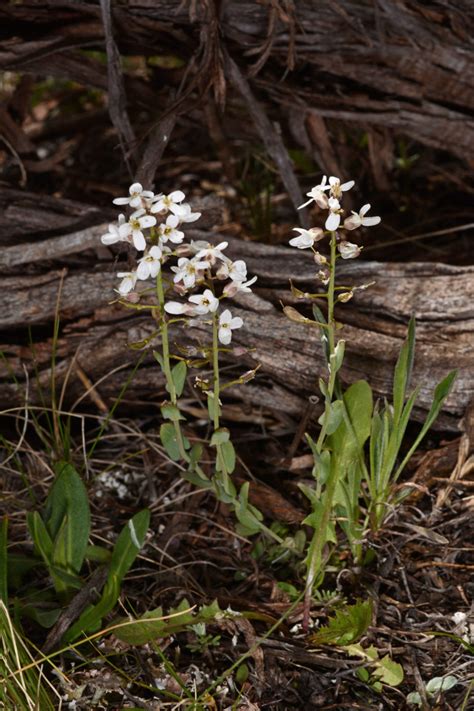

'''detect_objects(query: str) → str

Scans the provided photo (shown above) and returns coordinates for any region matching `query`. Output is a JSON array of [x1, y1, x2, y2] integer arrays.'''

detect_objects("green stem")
[[156, 269, 190, 463], [212, 311, 221, 431], [303, 231, 338, 627], [212, 311, 227, 476]]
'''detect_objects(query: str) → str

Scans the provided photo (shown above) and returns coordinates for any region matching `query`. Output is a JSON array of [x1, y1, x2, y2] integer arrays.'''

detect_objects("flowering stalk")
[[155, 267, 190, 464], [287, 175, 381, 629], [102, 181, 284, 545]]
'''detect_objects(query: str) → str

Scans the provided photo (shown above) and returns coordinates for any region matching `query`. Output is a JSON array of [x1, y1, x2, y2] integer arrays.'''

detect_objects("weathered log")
[[1, 0, 474, 175], [1, 225, 472, 431]]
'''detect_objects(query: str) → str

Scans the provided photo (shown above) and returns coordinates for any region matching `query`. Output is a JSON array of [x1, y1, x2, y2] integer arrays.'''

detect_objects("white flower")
[[113, 182, 154, 208], [328, 176, 355, 200], [151, 190, 186, 216], [117, 271, 138, 295], [223, 275, 257, 297], [188, 289, 219, 314], [218, 309, 243, 345], [217, 259, 248, 282], [164, 301, 195, 315], [118, 209, 156, 251], [325, 197, 342, 231], [171, 257, 208, 289], [101, 214, 126, 245], [176, 203, 201, 223], [157, 214, 185, 244], [338, 241, 362, 259], [137, 245, 162, 279], [298, 176, 330, 209], [343, 204, 381, 230], [194, 241, 228, 264], [289, 227, 325, 249]]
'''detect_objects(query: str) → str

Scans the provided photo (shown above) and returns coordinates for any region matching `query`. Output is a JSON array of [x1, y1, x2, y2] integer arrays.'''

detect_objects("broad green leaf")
[[425, 676, 458, 695], [64, 574, 120, 642], [45, 462, 90, 574], [160, 422, 190, 461], [318, 399, 344, 435], [234, 483, 262, 535], [84, 545, 111, 563], [113, 606, 167, 645], [160, 403, 185, 422], [210, 428, 230, 446], [183, 469, 212, 489], [171, 360, 187, 397], [372, 655, 404, 687], [219, 440, 236, 473], [65, 510, 150, 642], [310, 599, 372, 646], [109, 509, 150, 582], [21, 605, 62, 628]]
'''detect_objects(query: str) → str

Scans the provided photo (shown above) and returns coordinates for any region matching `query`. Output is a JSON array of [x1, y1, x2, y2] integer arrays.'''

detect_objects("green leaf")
[[45, 462, 90, 574], [160, 403, 185, 422], [235, 663, 249, 684], [318, 399, 344, 435], [64, 574, 120, 642], [84, 545, 111, 563], [0, 518, 7, 603], [310, 599, 372, 646], [27, 511, 54, 565], [153, 350, 164, 370], [425, 675, 458, 695], [219, 440, 236, 473], [330, 340, 345, 375], [109, 509, 150, 582], [183, 469, 212, 489], [207, 392, 221, 421], [210, 428, 230, 446], [393, 316, 415, 426], [234, 483, 263, 536], [372, 654, 404, 687], [393, 370, 457, 482], [171, 361, 187, 397], [21, 605, 62, 629], [160, 422, 190, 461], [113, 607, 167, 645], [65, 510, 150, 642]]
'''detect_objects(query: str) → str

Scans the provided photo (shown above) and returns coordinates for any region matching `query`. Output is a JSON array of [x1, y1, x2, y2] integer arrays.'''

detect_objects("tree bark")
[[1, 225, 472, 432]]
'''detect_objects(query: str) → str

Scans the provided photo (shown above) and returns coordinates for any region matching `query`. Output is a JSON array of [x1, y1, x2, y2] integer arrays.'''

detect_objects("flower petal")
[[169, 190, 185, 203], [341, 180, 355, 191], [132, 231, 146, 251], [139, 215, 157, 228], [361, 215, 381, 227], [325, 212, 341, 231], [218, 327, 232, 345], [165, 301, 187, 314], [113, 197, 130, 205], [129, 182, 143, 194], [359, 203, 371, 216]]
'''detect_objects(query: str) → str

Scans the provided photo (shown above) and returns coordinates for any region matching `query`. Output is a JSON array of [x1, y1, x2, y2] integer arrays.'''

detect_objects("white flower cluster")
[[102, 182, 256, 346], [289, 175, 381, 261]]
